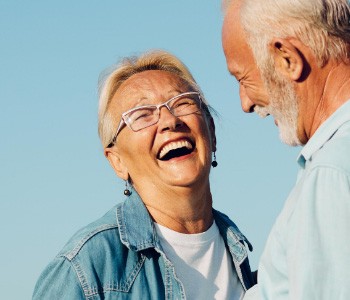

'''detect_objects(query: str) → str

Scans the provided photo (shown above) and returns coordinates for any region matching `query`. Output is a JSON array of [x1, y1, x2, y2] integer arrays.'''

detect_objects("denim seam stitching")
[[64, 224, 119, 261], [75, 253, 146, 296], [124, 253, 146, 291], [116, 205, 130, 248], [158, 250, 185, 300], [214, 217, 245, 259], [70, 258, 90, 300]]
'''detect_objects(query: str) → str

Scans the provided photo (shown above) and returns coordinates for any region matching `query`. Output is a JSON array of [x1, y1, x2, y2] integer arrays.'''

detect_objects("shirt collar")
[[116, 190, 251, 257], [116, 190, 157, 251], [297, 99, 350, 168]]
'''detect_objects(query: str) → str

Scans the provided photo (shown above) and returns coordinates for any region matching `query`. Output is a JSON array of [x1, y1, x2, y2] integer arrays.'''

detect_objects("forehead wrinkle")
[[117, 72, 190, 106]]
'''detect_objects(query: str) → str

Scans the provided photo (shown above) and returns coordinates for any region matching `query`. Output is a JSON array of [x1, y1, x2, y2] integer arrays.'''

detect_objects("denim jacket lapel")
[[116, 191, 157, 252]]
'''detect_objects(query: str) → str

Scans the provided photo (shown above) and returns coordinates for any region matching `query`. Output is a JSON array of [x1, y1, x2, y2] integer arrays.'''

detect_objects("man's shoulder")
[[311, 121, 350, 174], [58, 204, 122, 261]]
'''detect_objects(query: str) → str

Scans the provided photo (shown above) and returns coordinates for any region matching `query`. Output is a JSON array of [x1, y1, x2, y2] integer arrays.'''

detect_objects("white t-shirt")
[[154, 221, 244, 300]]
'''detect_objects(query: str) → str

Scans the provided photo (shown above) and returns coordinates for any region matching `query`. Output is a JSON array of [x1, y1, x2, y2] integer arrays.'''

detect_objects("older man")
[[222, 0, 350, 299]]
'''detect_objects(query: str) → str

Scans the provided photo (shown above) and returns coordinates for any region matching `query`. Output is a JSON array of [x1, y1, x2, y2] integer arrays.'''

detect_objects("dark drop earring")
[[211, 152, 218, 168], [124, 180, 131, 196]]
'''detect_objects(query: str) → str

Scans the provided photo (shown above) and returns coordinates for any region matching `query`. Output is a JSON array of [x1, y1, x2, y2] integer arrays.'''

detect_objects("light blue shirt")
[[258, 100, 350, 299]]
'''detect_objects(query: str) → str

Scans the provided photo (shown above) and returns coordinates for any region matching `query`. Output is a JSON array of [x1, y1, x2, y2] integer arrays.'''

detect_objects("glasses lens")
[[125, 107, 158, 131], [121, 92, 202, 133], [170, 93, 201, 117]]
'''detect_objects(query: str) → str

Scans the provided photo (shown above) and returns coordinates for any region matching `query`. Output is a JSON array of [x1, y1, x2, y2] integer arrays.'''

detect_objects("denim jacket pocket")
[[70, 253, 147, 298], [63, 225, 148, 298]]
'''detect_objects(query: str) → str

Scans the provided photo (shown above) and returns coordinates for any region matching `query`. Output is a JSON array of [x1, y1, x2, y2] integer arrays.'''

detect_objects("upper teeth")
[[159, 140, 193, 159]]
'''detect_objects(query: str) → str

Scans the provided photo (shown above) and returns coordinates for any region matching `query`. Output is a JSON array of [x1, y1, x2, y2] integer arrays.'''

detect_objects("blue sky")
[[0, 1, 300, 298]]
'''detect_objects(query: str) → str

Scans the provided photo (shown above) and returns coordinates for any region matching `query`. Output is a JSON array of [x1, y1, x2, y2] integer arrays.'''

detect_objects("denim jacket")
[[33, 192, 256, 299]]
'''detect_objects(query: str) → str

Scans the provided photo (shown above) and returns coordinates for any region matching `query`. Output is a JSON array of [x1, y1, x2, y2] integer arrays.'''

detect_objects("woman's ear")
[[209, 117, 217, 152], [104, 147, 129, 180], [269, 38, 304, 81]]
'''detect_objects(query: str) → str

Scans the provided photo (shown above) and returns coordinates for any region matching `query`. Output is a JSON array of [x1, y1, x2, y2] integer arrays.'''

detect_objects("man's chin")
[[278, 124, 302, 147]]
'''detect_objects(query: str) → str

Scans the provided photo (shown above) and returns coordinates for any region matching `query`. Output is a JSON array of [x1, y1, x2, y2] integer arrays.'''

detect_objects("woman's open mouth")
[[158, 140, 194, 161]]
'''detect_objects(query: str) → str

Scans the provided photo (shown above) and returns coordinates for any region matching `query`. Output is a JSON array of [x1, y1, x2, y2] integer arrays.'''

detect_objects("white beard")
[[257, 67, 302, 146]]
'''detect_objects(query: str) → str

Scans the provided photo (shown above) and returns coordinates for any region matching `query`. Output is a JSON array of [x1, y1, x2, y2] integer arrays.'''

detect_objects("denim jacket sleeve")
[[33, 257, 85, 299]]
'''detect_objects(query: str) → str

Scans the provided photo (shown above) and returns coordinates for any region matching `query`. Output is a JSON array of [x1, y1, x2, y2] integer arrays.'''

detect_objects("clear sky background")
[[1, 1, 300, 299]]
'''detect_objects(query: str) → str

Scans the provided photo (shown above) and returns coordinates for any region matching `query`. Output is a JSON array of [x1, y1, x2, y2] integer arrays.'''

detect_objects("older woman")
[[33, 50, 256, 299]]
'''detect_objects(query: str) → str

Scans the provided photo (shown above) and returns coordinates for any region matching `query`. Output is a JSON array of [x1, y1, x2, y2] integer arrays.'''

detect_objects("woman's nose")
[[157, 106, 183, 132]]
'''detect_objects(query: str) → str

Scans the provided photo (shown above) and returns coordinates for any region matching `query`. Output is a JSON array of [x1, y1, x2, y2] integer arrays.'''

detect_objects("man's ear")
[[104, 147, 129, 180], [209, 117, 217, 152], [270, 38, 303, 81]]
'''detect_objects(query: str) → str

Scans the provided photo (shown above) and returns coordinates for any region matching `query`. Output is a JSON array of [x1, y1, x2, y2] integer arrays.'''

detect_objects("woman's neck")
[[138, 184, 214, 234]]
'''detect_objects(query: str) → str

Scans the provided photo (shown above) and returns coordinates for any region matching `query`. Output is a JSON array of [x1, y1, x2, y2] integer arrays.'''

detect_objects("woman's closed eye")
[[131, 108, 155, 121]]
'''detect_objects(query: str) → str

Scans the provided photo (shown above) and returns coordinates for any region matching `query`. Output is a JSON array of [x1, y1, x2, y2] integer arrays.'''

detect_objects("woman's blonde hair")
[[98, 50, 207, 148]]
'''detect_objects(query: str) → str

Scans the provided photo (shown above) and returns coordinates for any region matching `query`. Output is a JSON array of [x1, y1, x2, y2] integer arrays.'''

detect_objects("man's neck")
[[307, 60, 350, 139]]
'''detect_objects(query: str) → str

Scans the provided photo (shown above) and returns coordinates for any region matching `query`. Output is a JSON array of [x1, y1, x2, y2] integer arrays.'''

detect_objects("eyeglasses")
[[108, 92, 203, 147]]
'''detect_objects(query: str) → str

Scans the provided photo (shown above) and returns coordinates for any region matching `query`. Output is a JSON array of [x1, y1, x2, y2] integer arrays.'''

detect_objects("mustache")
[[254, 105, 269, 118]]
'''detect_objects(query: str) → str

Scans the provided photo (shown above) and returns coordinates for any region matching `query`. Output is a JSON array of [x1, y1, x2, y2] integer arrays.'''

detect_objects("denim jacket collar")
[[116, 190, 157, 252], [214, 209, 253, 263], [116, 190, 252, 261]]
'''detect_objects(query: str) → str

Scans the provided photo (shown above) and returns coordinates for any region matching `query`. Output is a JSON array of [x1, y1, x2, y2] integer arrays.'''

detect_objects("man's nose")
[[239, 85, 255, 113]]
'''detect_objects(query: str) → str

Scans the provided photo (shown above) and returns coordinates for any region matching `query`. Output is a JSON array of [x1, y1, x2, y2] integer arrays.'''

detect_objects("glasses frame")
[[107, 91, 203, 147]]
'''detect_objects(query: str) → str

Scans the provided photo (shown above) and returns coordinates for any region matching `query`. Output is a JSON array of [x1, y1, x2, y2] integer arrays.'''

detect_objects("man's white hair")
[[224, 0, 350, 67]]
